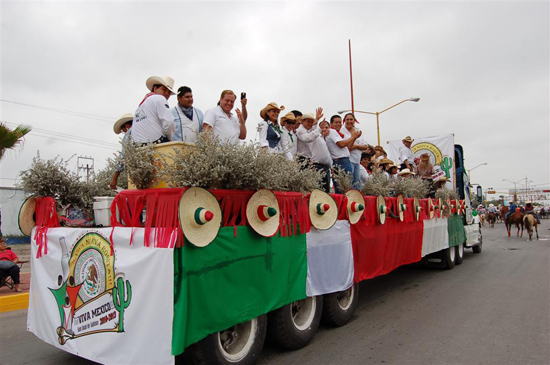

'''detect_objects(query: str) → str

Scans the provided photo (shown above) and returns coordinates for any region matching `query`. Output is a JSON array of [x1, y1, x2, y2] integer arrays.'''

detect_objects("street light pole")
[[467, 163, 487, 183], [338, 97, 420, 146], [503, 178, 523, 202]]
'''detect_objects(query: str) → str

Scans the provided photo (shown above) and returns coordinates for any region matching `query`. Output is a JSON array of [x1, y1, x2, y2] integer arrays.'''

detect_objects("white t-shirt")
[[325, 129, 350, 159], [359, 164, 371, 186], [296, 124, 321, 159], [399, 144, 415, 165], [132, 94, 175, 143], [341, 127, 366, 164], [203, 105, 241, 143], [280, 126, 297, 161], [311, 135, 332, 166]]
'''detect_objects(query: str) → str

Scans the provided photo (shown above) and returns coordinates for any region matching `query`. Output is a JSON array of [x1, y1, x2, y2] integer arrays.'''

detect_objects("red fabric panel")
[[330, 193, 349, 221], [274, 191, 310, 236], [211, 189, 255, 227], [382, 219, 423, 274], [34, 197, 59, 258]]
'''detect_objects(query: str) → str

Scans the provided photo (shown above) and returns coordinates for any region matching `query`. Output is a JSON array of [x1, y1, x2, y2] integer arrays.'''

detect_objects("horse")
[[487, 212, 496, 228], [495, 211, 502, 223], [505, 212, 524, 238], [523, 214, 539, 240]]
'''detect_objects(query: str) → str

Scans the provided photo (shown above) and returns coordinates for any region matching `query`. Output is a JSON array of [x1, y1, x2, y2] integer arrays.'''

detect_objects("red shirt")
[[0, 249, 18, 262]]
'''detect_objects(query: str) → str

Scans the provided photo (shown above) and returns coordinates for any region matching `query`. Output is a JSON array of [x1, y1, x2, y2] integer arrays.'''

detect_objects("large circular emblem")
[[74, 248, 106, 302]]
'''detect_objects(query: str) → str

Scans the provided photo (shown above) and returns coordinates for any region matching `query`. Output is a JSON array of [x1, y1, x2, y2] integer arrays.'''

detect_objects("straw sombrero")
[[260, 102, 285, 120], [458, 200, 466, 215], [280, 112, 296, 124], [18, 196, 37, 237], [113, 113, 133, 134], [397, 195, 407, 222], [413, 197, 421, 221], [427, 198, 435, 219], [309, 189, 337, 230], [178, 187, 222, 247], [345, 189, 365, 224], [246, 189, 280, 237], [377, 195, 387, 224]]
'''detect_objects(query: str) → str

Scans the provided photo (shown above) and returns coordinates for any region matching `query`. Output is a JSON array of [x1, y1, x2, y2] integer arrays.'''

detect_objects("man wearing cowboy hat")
[[172, 86, 204, 143], [131, 76, 176, 144], [398, 136, 415, 171], [312, 120, 333, 193], [110, 113, 133, 190], [295, 108, 324, 167], [397, 168, 415, 180], [279, 112, 298, 160]]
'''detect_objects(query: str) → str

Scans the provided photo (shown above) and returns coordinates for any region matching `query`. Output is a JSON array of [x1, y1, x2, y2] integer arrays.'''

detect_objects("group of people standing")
[[109, 75, 445, 196]]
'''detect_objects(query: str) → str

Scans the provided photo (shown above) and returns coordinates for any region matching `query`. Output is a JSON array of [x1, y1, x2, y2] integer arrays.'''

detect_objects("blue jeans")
[[350, 162, 361, 190], [332, 157, 353, 194]]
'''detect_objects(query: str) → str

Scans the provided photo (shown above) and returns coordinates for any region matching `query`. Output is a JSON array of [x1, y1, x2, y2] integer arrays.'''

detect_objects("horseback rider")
[[505, 201, 517, 221], [524, 202, 541, 224]]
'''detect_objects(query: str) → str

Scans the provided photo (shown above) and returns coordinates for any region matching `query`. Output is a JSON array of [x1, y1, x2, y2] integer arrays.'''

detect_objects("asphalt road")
[[2, 220, 549, 365]]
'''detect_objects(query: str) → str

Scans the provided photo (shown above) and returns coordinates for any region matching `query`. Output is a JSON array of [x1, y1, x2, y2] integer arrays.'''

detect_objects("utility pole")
[[77, 156, 95, 182]]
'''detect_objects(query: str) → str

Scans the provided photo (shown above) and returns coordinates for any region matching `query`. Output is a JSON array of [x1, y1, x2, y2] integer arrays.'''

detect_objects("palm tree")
[[0, 122, 32, 159]]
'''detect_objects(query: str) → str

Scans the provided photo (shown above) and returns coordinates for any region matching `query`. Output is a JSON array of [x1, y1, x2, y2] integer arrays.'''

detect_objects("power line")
[[0, 98, 116, 122]]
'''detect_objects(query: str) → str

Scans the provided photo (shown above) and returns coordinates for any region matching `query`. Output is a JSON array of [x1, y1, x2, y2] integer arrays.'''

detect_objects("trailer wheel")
[[444, 246, 455, 270], [183, 315, 267, 365], [454, 243, 464, 265], [322, 284, 359, 327], [473, 232, 483, 253], [267, 296, 323, 350]]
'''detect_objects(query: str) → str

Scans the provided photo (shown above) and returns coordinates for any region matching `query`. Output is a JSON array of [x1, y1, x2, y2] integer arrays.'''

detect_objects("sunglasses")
[[285, 121, 296, 125]]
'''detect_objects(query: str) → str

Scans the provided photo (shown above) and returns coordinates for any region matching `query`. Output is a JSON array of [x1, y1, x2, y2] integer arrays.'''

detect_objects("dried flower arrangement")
[[392, 178, 430, 199], [118, 138, 158, 189], [159, 134, 323, 193], [435, 186, 459, 201], [332, 166, 354, 193], [361, 170, 392, 196]]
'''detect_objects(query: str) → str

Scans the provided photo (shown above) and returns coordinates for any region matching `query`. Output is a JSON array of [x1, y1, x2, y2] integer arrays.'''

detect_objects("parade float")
[[19, 134, 482, 365]]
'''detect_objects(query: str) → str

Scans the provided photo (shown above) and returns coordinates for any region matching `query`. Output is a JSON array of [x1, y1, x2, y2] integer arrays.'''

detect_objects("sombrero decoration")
[[438, 198, 444, 217], [397, 195, 407, 222], [458, 200, 466, 215], [450, 199, 458, 214], [18, 196, 37, 237], [413, 197, 422, 221], [309, 189, 337, 230], [246, 189, 280, 237], [377, 195, 387, 224], [427, 198, 435, 219], [178, 187, 222, 247], [443, 198, 452, 217], [345, 190, 365, 224]]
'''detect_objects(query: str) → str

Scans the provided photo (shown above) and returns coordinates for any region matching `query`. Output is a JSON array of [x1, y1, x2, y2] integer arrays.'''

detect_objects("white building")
[[0, 187, 28, 237]]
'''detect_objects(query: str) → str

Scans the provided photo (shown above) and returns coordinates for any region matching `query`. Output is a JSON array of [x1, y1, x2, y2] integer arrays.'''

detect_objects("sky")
[[1, 0, 548, 198]]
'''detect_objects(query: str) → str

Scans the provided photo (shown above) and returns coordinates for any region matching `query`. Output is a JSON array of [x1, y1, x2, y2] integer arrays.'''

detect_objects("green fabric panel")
[[172, 225, 307, 355], [448, 214, 467, 247]]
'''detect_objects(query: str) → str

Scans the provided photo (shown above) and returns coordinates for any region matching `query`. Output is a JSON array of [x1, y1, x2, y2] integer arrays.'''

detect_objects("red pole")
[[348, 39, 355, 115]]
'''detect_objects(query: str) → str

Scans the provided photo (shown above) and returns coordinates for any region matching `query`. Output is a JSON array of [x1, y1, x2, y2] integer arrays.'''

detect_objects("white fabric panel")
[[464, 223, 480, 246], [306, 220, 354, 296], [27, 228, 174, 365], [421, 218, 449, 257]]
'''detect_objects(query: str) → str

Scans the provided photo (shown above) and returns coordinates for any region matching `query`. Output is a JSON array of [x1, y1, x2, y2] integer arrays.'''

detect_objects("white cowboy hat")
[[246, 189, 280, 237], [309, 189, 338, 230], [398, 168, 415, 176], [113, 113, 133, 134], [18, 196, 37, 237], [178, 187, 222, 247], [345, 189, 365, 224], [301, 113, 315, 121], [146, 76, 176, 95]]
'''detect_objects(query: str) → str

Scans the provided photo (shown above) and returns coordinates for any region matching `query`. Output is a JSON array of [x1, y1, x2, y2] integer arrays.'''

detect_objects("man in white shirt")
[[172, 86, 204, 143], [202, 90, 246, 143], [311, 120, 333, 193], [279, 112, 298, 160], [132, 76, 176, 144], [295, 108, 323, 167], [399, 135, 415, 170]]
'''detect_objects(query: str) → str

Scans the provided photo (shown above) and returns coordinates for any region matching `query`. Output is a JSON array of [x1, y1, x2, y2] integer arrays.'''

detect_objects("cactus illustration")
[[113, 277, 132, 332], [440, 157, 453, 178]]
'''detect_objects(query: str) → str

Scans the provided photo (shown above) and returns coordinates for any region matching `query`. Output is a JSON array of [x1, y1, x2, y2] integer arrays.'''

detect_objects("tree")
[[0, 122, 32, 159]]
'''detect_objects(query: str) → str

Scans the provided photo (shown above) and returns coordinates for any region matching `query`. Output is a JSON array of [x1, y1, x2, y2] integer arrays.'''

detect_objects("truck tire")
[[322, 284, 359, 327], [267, 296, 323, 350], [454, 243, 464, 265], [183, 315, 267, 365], [444, 246, 455, 270], [473, 232, 483, 253]]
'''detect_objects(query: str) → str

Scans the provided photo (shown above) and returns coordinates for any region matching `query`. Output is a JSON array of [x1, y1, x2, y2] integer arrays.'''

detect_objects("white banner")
[[387, 134, 455, 188], [421, 218, 449, 257], [27, 228, 174, 365], [306, 220, 354, 296]]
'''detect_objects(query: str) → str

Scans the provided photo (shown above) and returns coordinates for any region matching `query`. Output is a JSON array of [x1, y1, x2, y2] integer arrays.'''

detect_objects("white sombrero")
[[146, 76, 176, 95], [309, 189, 337, 230], [397, 195, 407, 222], [345, 189, 365, 224], [246, 189, 280, 237], [178, 187, 222, 247], [18, 196, 37, 237], [377, 195, 387, 224], [113, 113, 133, 134], [413, 197, 421, 221]]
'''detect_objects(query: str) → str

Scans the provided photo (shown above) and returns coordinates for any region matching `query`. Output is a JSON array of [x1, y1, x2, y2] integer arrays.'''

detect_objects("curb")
[[0, 293, 29, 313]]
